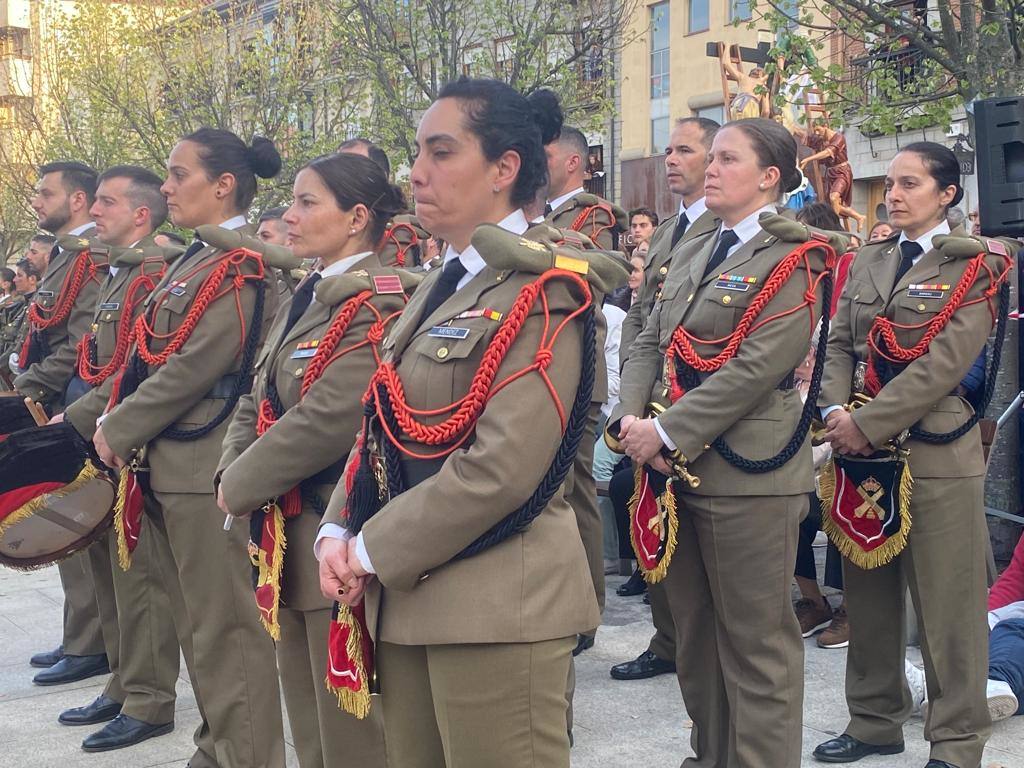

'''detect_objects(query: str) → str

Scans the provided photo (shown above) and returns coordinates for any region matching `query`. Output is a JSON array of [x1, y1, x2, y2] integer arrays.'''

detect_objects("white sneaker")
[[905, 659, 927, 716], [987, 678, 1019, 723]]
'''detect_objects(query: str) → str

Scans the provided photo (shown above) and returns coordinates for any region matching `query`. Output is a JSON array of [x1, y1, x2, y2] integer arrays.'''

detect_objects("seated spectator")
[[628, 207, 658, 250], [868, 220, 895, 241]]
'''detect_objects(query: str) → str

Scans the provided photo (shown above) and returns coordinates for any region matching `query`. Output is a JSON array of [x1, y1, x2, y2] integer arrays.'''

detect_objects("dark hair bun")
[[951, 186, 965, 207], [783, 164, 803, 194], [248, 136, 282, 179], [526, 89, 564, 146], [376, 182, 408, 219]]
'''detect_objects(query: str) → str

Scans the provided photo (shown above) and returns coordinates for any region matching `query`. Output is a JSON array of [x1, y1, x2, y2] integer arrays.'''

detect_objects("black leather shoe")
[[642, 591, 651, 605], [572, 634, 595, 656], [610, 650, 676, 680], [616, 569, 646, 597], [812, 734, 905, 763], [924, 762, 959, 768], [81, 714, 174, 752], [58, 695, 122, 726], [29, 645, 64, 668], [32, 654, 109, 686]]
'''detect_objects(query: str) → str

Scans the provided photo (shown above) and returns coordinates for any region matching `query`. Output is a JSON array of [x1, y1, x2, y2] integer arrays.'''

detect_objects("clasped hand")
[[822, 409, 873, 456], [619, 415, 673, 476], [318, 536, 370, 607]]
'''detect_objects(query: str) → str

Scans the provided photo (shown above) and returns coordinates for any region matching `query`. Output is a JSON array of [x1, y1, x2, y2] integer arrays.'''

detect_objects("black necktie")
[[419, 258, 468, 325], [894, 240, 923, 285], [543, 202, 553, 217], [283, 273, 321, 335], [48, 244, 60, 261], [703, 229, 740, 280], [671, 213, 690, 249], [182, 237, 205, 261]]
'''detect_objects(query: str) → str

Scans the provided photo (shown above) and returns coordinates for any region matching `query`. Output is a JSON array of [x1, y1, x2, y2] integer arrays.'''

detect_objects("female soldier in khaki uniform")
[[813, 143, 1012, 768], [612, 118, 833, 768], [92, 129, 286, 768], [217, 153, 410, 768], [316, 78, 618, 768]]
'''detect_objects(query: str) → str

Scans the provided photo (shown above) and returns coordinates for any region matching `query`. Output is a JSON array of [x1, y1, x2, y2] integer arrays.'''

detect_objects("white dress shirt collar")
[[678, 196, 708, 223], [442, 208, 530, 289], [898, 219, 950, 261], [548, 186, 586, 213], [219, 215, 248, 231], [318, 251, 373, 280], [68, 221, 94, 237]]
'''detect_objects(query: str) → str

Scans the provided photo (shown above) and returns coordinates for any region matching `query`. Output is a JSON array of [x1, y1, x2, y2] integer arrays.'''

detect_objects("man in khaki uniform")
[[59, 166, 181, 752], [544, 125, 627, 660], [317, 223, 618, 768], [814, 226, 1010, 768], [93, 221, 285, 768], [15, 161, 109, 685], [611, 116, 720, 683]]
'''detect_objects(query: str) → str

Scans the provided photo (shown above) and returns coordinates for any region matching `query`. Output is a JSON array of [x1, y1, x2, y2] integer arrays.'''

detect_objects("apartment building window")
[[696, 104, 725, 124], [729, 0, 752, 22], [650, 2, 670, 153], [495, 37, 515, 81], [689, 0, 709, 33], [0, 27, 31, 59]]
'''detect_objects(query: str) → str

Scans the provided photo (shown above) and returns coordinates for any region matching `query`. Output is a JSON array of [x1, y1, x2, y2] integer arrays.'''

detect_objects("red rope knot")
[[534, 348, 553, 369], [367, 323, 385, 344], [803, 290, 817, 305], [232, 274, 247, 290]]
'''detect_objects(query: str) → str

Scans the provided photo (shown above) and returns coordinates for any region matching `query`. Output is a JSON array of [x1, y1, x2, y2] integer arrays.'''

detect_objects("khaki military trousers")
[[842, 474, 991, 767], [666, 491, 806, 768], [277, 606, 387, 768], [57, 552, 105, 656], [148, 491, 285, 768], [646, 580, 677, 661], [85, 518, 179, 724], [379, 637, 574, 768]]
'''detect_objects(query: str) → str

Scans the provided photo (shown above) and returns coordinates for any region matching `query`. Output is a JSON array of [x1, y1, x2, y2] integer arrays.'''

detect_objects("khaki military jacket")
[[620, 208, 720, 359], [614, 221, 829, 497], [15, 226, 105, 407], [218, 254, 412, 612], [0, 293, 27, 381], [102, 225, 278, 494], [545, 191, 626, 251], [819, 229, 1009, 479], [65, 236, 166, 441], [322, 247, 602, 645]]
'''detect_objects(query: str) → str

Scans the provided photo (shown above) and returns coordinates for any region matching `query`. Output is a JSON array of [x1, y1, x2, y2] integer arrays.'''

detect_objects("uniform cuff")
[[820, 404, 844, 420], [313, 523, 350, 561], [653, 417, 676, 451], [355, 532, 376, 575]]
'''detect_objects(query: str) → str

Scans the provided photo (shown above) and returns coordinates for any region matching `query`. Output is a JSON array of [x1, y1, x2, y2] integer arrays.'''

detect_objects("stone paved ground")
[[1, 563, 1022, 767]]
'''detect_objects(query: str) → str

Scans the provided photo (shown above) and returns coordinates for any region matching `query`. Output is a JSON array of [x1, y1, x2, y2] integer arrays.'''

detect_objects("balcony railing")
[[848, 43, 926, 105]]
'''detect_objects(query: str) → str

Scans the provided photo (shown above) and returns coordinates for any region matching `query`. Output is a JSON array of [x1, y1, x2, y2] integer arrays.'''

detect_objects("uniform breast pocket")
[[702, 284, 756, 340], [407, 327, 487, 408], [847, 280, 881, 336], [152, 290, 195, 337]]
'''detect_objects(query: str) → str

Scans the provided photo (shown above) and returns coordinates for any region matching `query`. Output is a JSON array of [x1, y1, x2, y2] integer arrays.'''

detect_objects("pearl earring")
[[493, 186, 500, 193], [349, 229, 355, 235]]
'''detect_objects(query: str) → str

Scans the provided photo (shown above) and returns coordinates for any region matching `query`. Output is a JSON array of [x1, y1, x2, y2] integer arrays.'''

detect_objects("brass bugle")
[[604, 402, 701, 488]]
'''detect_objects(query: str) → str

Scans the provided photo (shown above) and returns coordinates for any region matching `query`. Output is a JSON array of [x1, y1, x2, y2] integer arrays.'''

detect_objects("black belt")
[[206, 372, 252, 399], [402, 455, 447, 490]]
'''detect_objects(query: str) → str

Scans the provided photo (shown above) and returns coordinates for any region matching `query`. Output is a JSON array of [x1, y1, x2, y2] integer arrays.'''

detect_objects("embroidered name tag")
[[715, 274, 756, 291], [290, 348, 317, 359], [428, 326, 471, 339], [714, 280, 751, 292], [907, 283, 949, 299], [99, 302, 120, 311], [37, 290, 54, 298], [455, 308, 503, 322], [372, 275, 404, 294]]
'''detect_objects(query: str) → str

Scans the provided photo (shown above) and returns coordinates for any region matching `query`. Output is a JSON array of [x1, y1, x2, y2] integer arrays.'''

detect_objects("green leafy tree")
[[330, 0, 640, 164]]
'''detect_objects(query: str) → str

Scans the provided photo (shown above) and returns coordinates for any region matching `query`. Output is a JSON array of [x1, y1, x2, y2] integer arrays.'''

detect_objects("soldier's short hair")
[[556, 126, 590, 161], [30, 233, 56, 248], [257, 206, 288, 224], [98, 165, 169, 230], [338, 138, 391, 178], [38, 161, 98, 206], [674, 117, 720, 151]]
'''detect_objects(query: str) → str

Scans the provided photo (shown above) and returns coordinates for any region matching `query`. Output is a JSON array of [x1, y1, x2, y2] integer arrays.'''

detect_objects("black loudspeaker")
[[975, 96, 1024, 237]]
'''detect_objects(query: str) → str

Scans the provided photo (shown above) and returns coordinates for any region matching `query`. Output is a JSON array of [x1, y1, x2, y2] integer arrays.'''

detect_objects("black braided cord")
[[114, 277, 265, 443], [680, 270, 833, 474], [350, 301, 598, 559], [906, 280, 1010, 444]]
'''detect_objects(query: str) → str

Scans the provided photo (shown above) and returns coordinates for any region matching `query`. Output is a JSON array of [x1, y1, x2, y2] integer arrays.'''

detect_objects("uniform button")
[[687, 293, 694, 302], [436, 347, 449, 359], [294, 367, 303, 377], [659, 266, 668, 275], [104, 313, 112, 321], [853, 294, 860, 300], [722, 295, 732, 305], [91, 323, 98, 332], [917, 303, 927, 311]]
